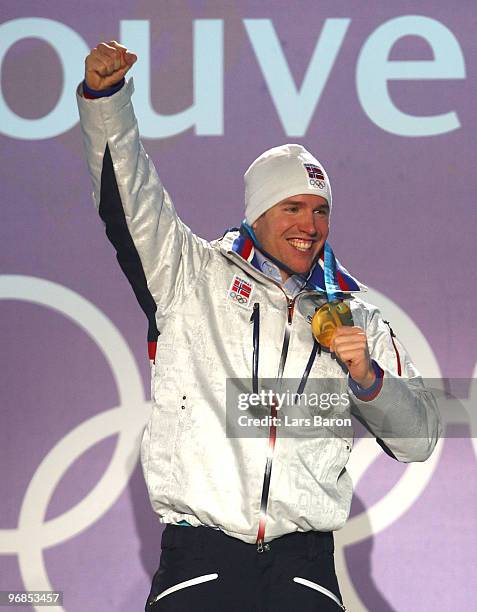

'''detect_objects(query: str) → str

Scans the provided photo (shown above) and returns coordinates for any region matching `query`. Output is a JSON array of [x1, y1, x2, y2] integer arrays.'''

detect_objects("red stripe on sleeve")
[[148, 341, 157, 363]]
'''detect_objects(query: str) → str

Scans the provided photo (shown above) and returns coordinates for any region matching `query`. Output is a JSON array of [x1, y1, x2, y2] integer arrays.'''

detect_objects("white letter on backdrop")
[[120, 19, 224, 138], [356, 15, 466, 137], [244, 18, 350, 136], [0, 18, 88, 140]]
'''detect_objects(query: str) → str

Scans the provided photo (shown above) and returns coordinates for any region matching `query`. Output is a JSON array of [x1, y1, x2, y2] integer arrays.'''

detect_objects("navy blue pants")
[[145, 525, 345, 611]]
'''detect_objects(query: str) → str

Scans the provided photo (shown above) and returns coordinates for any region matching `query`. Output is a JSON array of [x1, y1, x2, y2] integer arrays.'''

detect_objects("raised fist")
[[85, 41, 137, 91]]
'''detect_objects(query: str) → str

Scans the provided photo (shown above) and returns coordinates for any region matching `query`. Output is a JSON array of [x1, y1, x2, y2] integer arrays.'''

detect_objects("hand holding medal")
[[311, 302, 375, 388], [311, 301, 353, 348]]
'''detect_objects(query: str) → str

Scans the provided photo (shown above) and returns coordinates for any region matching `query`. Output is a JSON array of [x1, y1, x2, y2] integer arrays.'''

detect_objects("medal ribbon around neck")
[[311, 242, 354, 348]]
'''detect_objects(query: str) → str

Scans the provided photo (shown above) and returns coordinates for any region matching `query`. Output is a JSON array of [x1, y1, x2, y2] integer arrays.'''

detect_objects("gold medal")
[[311, 301, 353, 348]]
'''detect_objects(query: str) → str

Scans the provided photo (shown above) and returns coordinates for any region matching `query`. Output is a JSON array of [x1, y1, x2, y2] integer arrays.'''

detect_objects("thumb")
[[124, 52, 137, 67]]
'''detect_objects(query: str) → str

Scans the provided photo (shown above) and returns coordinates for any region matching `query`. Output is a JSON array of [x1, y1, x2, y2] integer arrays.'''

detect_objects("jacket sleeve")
[[76, 78, 211, 328], [349, 303, 442, 463]]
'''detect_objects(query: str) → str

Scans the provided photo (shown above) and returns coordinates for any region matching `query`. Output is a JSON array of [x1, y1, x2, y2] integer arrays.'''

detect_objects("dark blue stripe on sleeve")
[[99, 145, 159, 342]]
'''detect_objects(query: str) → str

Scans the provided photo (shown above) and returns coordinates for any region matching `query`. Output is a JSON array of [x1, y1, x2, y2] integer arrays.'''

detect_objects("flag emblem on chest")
[[228, 275, 254, 308]]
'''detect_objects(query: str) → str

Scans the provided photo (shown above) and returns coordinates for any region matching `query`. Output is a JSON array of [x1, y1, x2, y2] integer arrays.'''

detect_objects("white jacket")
[[77, 79, 441, 544]]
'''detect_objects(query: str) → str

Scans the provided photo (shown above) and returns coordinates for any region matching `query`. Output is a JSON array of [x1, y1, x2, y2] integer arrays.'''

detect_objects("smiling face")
[[252, 194, 330, 280]]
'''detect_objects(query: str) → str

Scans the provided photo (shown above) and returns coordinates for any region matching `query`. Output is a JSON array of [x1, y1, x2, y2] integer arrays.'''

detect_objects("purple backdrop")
[[1, 2, 476, 610]]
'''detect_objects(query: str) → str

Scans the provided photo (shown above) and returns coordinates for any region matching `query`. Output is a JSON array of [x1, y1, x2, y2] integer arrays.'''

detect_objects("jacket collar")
[[219, 226, 366, 297]]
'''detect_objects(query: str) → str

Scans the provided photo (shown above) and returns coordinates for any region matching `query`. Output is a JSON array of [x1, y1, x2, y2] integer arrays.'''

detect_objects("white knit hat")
[[244, 144, 332, 225]]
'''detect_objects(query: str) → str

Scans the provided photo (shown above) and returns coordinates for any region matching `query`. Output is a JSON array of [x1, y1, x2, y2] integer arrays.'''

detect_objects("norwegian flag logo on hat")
[[304, 163, 326, 189]]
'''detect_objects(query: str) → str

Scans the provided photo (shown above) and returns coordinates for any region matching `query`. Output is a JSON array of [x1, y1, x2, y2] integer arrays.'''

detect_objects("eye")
[[314, 208, 329, 216], [285, 205, 299, 213]]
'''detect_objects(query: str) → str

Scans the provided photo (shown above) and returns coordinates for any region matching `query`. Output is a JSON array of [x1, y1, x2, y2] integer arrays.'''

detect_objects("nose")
[[297, 210, 318, 236]]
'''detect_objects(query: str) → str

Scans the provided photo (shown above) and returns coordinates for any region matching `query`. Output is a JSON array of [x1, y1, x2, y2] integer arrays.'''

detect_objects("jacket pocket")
[[293, 577, 346, 609], [149, 573, 219, 606]]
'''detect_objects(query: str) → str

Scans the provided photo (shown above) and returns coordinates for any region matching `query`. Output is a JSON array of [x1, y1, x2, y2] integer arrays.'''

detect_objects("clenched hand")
[[330, 326, 376, 388], [85, 41, 137, 91]]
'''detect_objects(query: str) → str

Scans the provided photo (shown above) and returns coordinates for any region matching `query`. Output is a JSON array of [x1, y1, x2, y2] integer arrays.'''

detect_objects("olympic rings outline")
[[310, 179, 325, 189], [0, 275, 149, 612], [230, 291, 248, 304]]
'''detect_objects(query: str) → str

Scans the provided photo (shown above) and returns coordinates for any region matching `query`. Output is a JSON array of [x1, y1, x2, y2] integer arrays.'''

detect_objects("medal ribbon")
[[323, 241, 341, 302]]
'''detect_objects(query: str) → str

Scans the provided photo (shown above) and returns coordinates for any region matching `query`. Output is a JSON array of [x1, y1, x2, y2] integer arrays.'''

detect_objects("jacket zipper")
[[287, 298, 295, 324], [296, 339, 321, 396], [277, 296, 294, 379], [256, 294, 296, 552], [250, 303, 260, 394]]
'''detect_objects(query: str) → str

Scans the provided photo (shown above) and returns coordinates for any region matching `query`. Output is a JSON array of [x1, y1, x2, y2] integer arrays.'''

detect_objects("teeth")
[[288, 239, 312, 252]]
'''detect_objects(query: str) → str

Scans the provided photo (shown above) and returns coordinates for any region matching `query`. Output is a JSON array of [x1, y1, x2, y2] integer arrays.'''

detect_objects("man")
[[77, 41, 440, 611]]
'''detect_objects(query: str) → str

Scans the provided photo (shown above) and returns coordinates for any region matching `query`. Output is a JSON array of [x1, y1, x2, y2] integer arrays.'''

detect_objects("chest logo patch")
[[228, 275, 254, 308]]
